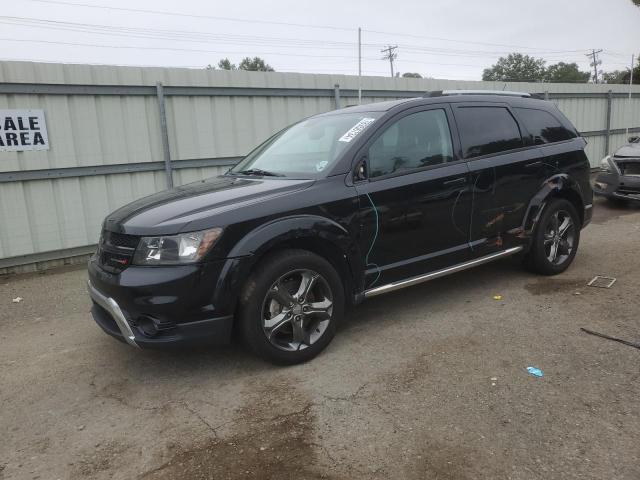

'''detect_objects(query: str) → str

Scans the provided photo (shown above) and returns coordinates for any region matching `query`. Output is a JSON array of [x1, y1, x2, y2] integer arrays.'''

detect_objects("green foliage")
[[544, 62, 591, 83], [483, 54, 591, 83], [207, 57, 274, 72], [402, 72, 422, 78], [218, 58, 237, 70], [482, 53, 546, 82], [603, 70, 629, 84], [238, 57, 275, 72], [603, 61, 640, 84]]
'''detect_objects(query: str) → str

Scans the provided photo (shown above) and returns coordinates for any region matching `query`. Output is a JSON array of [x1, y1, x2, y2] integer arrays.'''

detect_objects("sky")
[[1, 0, 639, 80]]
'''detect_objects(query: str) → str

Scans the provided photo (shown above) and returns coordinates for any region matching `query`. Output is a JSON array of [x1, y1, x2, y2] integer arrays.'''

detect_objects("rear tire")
[[524, 198, 581, 275], [239, 249, 344, 364]]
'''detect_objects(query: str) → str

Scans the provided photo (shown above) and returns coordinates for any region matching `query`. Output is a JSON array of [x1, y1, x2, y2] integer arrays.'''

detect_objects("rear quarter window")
[[514, 108, 577, 145], [455, 106, 523, 159]]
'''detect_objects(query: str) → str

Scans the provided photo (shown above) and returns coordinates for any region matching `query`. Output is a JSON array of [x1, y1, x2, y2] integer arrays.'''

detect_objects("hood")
[[104, 175, 314, 235], [614, 141, 640, 158]]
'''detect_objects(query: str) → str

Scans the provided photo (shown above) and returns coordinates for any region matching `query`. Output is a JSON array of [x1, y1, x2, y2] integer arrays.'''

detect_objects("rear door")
[[452, 103, 545, 255], [353, 105, 473, 289]]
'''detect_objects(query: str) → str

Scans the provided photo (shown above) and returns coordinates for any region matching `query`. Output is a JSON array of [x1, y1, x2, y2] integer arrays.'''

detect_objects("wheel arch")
[[220, 215, 363, 316], [521, 173, 586, 237]]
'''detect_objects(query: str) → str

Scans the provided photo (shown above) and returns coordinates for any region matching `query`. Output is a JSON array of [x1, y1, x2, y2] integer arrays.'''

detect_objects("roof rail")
[[423, 90, 531, 98]]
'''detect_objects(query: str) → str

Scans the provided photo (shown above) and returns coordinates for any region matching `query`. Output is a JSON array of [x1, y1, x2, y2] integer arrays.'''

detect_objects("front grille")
[[614, 158, 640, 176], [98, 229, 139, 273], [106, 231, 140, 249], [100, 250, 133, 273]]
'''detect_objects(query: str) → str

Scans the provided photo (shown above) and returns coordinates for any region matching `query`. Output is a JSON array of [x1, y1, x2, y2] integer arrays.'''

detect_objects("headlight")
[[600, 155, 613, 172], [132, 228, 222, 265]]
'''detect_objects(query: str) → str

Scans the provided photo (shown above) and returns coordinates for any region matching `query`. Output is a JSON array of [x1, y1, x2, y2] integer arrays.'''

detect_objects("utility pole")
[[381, 45, 398, 78], [358, 27, 362, 105], [586, 49, 603, 84], [626, 53, 635, 138]]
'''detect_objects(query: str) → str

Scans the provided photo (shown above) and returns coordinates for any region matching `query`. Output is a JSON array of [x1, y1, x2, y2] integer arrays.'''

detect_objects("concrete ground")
[[1, 197, 639, 480]]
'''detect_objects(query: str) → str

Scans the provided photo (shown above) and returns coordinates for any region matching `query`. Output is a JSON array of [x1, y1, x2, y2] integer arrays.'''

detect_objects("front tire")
[[524, 198, 581, 275], [239, 249, 344, 364]]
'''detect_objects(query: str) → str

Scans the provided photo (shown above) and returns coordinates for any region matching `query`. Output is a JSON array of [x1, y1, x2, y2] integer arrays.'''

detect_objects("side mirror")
[[354, 157, 368, 182], [628, 136, 640, 143]]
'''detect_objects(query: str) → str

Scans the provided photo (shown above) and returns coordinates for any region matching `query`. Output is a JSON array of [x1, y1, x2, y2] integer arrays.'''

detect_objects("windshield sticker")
[[338, 117, 376, 143], [315, 160, 329, 172]]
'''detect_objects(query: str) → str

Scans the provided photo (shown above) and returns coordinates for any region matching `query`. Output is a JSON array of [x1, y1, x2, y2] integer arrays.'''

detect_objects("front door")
[[353, 106, 473, 290]]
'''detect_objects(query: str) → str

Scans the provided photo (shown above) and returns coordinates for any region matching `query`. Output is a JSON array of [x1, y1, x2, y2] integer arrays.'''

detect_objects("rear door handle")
[[525, 161, 543, 168], [443, 177, 466, 186]]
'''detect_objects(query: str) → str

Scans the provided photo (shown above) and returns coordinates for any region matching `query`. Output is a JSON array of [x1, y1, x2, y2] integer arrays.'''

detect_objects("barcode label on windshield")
[[338, 117, 376, 143]]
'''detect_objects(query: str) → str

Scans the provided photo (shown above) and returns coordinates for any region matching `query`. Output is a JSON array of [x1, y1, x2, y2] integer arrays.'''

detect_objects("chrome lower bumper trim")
[[613, 192, 640, 200], [364, 246, 524, 298], [87, 280, 139, 347]]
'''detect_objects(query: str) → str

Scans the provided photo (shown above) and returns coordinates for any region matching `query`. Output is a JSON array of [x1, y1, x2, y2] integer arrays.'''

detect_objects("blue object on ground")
[[527, 366, 544, 377]]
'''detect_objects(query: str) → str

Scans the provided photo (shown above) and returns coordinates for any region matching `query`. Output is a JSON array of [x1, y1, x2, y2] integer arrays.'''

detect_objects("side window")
[[368, 109, 453, 178], [455, 106, 523, 159], [514, 108, 577, 145]]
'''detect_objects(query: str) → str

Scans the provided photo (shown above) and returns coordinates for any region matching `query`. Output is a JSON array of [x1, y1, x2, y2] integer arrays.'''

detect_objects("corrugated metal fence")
[[1, 61, 639, 271]]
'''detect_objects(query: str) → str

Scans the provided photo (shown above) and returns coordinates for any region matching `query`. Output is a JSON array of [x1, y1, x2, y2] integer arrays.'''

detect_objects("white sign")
[[338, 117, 376, 143], [0, 110, 49, 151]]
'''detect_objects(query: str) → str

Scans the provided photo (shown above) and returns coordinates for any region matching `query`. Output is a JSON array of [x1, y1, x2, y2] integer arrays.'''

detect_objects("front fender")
[[227, 214, 352, 258], [211, 215, 362, 315]]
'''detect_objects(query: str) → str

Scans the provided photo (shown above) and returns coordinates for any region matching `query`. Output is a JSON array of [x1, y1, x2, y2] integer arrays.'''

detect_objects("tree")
[[218, 58, 237, 70], [482, 53, 546, 82], [544, 62, 590, 83], [603, 57, 640, 84], [603, 66, 640, 84], [402, 72, 422, 78], [238, 57, 275, 72], [603, 70, 629, 84]]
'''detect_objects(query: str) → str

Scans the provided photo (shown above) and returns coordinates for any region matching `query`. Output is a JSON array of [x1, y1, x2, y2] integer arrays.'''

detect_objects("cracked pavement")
[[1, 197, 639, 479]]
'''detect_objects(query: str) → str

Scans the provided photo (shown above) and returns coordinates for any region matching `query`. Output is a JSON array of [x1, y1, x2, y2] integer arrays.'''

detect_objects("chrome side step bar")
[[364, 246, 524, 298]]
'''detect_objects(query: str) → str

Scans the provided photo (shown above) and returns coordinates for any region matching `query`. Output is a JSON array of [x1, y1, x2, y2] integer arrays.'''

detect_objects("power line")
[[0, 15, 615, 65], [21, 0, 631, 58], [0, 37, 499, 70], [0, 37, 377, 60], [24, 0, 354, 31], [364, 29, 594, 53], [0, 17, 592, 63], [0, 16, 356, 49]]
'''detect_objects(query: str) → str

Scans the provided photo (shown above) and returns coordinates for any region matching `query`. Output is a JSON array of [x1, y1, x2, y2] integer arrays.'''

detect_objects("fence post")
[[156, 81, 174, 189], [605, 89, 613, 156], [544, 90, 549, 101], [334, 84, 341, 109]]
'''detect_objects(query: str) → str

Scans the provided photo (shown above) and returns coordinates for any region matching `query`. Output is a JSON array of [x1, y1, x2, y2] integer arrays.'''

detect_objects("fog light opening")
[[136, 316, 160, 337]]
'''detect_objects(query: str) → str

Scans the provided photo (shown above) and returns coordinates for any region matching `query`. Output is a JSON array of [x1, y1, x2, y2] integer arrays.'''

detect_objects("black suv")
[[88, 91, 592, 364]]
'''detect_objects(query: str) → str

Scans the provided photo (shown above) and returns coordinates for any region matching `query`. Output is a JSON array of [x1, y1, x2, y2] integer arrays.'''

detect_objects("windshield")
[[229, 112, 382, 178]]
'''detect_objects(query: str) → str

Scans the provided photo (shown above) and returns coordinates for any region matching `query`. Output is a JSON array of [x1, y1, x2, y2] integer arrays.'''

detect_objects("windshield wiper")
[[233, 168, 285, 177]]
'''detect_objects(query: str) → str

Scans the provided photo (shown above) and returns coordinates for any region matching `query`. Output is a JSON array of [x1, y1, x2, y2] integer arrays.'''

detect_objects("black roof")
[[327, 93, 550, 115]]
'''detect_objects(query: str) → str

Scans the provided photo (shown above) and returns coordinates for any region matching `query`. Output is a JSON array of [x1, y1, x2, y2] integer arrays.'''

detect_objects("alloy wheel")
[[261, 269, 333, 352], [543, 209, 575, 266]]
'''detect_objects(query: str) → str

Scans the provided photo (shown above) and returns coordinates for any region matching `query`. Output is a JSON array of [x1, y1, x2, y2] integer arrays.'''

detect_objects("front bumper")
[[594, 172, 640, 201], [87, 256, 239, 348]]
